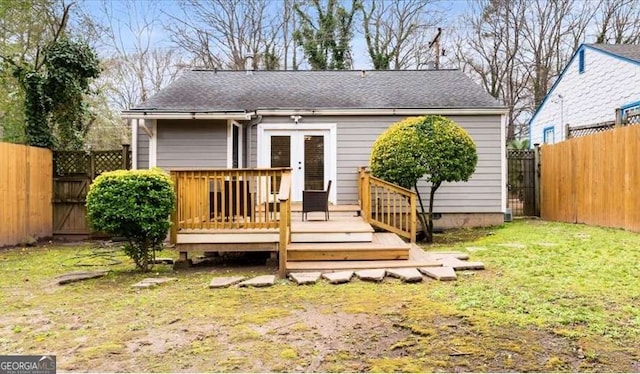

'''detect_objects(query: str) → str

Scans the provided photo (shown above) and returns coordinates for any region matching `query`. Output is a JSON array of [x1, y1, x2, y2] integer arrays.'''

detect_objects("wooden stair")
[[286, 244, 440, 273], [287, 233, 410, 261], [290, 214, 374, 243]]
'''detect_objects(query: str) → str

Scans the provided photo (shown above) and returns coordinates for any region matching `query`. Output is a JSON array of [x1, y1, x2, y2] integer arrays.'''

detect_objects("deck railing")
[[169, 168, 291, 238], [358, 167, 417, 242]]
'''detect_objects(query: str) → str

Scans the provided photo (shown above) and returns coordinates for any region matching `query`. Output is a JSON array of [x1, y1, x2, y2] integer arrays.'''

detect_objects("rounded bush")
[[370, 115, 477, 242], [86, 168, 175, 271], [370, 115, 477, 187]]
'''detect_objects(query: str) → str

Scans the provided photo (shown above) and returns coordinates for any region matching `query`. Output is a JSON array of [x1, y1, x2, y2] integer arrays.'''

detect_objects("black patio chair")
[[302, 180, 332, 221]]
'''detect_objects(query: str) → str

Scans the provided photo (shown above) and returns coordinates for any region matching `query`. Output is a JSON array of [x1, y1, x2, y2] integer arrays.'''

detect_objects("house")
[[529, 44, 640, 145], [122, 69, 507, 275]]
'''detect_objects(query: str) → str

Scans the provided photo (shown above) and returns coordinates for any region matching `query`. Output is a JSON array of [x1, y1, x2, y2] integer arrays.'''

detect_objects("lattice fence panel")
[[568, 123, 615, 138], [626, 113, 640, 126], [53, 148, 130, 178], [94, 151, 125, 176], [54, 152, 90, 177]]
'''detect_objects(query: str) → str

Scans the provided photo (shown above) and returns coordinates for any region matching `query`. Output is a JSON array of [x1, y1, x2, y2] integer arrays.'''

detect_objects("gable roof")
[[588, 43, 640, 63], [127, 69, 504, 114]]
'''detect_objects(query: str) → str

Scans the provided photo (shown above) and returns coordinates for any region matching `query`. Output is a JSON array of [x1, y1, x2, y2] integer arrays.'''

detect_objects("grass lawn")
[[1, 219, 639, 372]]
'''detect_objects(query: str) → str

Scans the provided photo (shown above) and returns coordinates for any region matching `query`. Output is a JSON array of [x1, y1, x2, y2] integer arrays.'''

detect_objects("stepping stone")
[[131, 277, 177, 288], [56, 270, 108, 285], [238, 275, 276, 288], [131, 281, 156, 289], [419, 266, 457, 281], [386, 268, 423, 283], [209, 276, 245, 289], [355, 269, 386, 282], [140, 277, 177, 285], [438, 257, 485, 271], [322, 271, 354, 284], [153, 257, 175, 265], [430, 252, 470, 260], [289, 272, 321, 285]]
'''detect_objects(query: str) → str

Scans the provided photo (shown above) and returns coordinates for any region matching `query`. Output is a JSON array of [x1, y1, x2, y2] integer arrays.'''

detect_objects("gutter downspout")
[[247, 115, 263, 168]]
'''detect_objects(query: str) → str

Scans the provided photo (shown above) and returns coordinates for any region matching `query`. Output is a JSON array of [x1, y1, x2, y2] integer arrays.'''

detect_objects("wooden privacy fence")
[[0, 142, 52, 246], [541, 125, 640, 231], [53, 146, 130, 236]]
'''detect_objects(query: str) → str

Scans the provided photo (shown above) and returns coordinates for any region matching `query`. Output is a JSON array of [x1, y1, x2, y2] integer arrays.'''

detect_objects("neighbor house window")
[[578, 49, 585, 74], [543, 126, 555, 144]]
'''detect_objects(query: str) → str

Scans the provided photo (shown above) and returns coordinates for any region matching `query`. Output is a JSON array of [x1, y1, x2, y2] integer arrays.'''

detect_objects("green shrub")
[[86, 168, 175, 271], [370, 115, 477, 242]]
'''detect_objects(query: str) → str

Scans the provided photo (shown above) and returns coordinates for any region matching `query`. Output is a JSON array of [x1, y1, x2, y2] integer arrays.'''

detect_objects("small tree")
[[86, 169, 176, 271], [370, 115, 477, 242]]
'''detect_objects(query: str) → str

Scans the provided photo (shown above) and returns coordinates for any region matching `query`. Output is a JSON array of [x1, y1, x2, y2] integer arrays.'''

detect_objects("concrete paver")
[[355, 269, 386, 282], [289, 272, 322, 285], [238, 275, 276, 287], [322, 271, 354, 284], [209, 276, 245, 289], [386, 268, 423, 283]]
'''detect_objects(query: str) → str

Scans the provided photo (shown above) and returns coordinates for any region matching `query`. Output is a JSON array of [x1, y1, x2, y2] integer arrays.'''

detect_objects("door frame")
[[257, 122, 337, 203]]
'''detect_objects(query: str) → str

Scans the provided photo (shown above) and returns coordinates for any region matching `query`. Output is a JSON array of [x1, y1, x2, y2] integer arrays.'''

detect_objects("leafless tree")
[[453, 0, 597, 140], [361, 0, 442, 70], [595, 0, 640, 44], [168, 0, 284, 70], [454, 0, 528, 140], [90, 0, 184, 109]]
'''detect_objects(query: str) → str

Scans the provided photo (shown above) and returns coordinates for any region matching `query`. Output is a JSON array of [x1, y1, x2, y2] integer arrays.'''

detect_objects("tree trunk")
[[414, 182, 428, 240], [425, 181, 441, 243]]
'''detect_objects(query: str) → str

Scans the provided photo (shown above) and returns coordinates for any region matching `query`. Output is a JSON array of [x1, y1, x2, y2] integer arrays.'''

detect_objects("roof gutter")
[[121, 107, 509, 119], [256, 108, 509, 116], [121, 112, 253, 120]]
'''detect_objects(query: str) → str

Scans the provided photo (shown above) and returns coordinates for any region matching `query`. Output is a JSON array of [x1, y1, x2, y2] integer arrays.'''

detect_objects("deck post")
[[410, 193, 417, 243], [170, 171, 178, 244], [277, 170, 292, 278], [359, 168, 371, 222]]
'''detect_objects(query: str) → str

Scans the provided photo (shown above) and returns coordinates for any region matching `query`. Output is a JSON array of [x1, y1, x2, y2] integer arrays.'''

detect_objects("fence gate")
[[53, 146, 130, 236], [507, 149, 538, 216]]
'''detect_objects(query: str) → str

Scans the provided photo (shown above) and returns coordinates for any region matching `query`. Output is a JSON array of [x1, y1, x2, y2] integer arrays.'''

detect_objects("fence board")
[[541, 125, 640, 231], [0, 142, 53, 246]]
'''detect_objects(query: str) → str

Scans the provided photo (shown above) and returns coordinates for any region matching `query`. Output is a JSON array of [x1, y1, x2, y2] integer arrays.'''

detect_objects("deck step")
[[287, 233, 409, 261], [291, 215, 374, 243], [285, 259, 439, 272]]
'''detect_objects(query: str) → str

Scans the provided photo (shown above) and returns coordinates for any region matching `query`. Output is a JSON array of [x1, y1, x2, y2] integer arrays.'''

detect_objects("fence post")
[[615, 108, 623, 127], [89, 152, 96, 179], [565, 123, 571, 139], [534, 144, 541, 217], [121, 144, 130, 169]]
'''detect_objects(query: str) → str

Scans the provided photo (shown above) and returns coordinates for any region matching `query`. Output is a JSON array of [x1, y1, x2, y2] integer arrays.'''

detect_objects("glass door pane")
[[270, 136, 291, 167], [304, 135, 324, 190]]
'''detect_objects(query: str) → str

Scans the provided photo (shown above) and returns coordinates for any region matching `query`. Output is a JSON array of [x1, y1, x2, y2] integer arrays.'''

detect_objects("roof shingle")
[[130, 69, 503, 112], [588, 44, 640, 63]]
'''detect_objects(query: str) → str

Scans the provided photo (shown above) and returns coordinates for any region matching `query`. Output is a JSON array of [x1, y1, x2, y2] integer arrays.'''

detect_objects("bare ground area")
[[1, 220, 639, 372]]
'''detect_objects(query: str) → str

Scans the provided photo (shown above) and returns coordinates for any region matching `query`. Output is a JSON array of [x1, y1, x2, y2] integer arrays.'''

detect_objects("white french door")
[[259, 125, 336, 202]]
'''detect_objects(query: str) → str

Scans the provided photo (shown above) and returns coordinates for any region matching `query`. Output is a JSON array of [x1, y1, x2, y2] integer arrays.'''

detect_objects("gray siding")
[[157, 119, 227, 169], [259, 115, 503, 213], [137, 124, 149, 169]]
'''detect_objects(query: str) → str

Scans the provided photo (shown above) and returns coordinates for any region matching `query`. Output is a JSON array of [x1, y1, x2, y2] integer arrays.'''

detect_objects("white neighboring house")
[[529, 44, 640, 145]]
